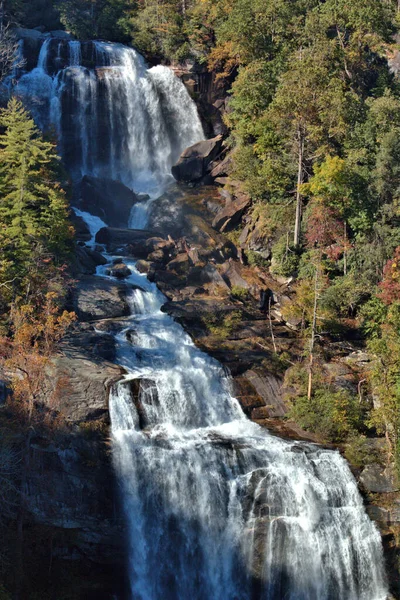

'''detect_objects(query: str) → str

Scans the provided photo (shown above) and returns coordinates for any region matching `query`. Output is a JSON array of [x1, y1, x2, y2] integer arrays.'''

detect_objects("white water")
[[105, 256, 388, 600], [17, 36, 389, 600], [13, 39, 204, 195]]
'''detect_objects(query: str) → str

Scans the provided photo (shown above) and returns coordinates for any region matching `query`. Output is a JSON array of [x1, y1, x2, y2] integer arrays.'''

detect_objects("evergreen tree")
[[0, 98, 73, 308]]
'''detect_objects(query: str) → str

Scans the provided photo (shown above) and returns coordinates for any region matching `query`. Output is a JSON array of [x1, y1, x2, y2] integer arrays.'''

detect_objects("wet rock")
[[95, 318, 131, 335], [136, 260, 152, 274], [95, 227, 162, 254], [128, 378, 159, 429], [172, 135, 223, 183], [15, 27, 49, 40], [234, 370, 286, 418], [72, 275, 130, 321], [80, 175, 139, 228], [212, 193, 251, 232], [107, 262, 132, 279], [73, 245, 108, 275], [70, 209, 91, 242]]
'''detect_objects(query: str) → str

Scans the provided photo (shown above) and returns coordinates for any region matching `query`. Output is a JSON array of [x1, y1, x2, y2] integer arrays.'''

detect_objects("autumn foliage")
[[378, 246, 400, 306]]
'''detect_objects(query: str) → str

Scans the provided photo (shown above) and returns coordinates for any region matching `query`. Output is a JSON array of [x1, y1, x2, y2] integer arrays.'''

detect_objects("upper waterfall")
[[12, 38, 204, 194]]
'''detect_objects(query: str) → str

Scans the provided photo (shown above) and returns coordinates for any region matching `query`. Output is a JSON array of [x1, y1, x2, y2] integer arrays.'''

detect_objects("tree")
[[0, 97, 73, 309]]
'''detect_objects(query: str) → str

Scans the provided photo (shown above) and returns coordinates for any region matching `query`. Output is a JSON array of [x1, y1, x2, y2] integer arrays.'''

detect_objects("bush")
[[230, 286, 250, 301], [345, 434, 378, 468], [271, 235, 299, 277], [289, 388, 363, 442]]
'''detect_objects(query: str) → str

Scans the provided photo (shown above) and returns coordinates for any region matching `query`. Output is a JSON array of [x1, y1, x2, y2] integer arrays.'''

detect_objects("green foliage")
[[229, 286, 249, 301], [243, 250, 268, 269], [345, 434, 378, 469], [270, 236, 299, 277], [0, 98, 73, 313], [55, 0, 133, 41], [289, 387, 363, 442], [201, 309, 242, 339]]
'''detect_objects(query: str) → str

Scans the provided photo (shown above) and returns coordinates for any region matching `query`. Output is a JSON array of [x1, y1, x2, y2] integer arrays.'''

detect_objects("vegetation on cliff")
[[2, 0, 400, 470]]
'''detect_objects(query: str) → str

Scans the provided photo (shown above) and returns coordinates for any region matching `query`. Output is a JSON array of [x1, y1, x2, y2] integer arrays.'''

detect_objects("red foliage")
[[378, 246, 400, 305], [306, 202, 345, 260]]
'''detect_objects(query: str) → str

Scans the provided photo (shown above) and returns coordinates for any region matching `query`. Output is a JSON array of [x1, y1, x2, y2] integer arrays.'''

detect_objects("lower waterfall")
[[101, 257, 388, 600]]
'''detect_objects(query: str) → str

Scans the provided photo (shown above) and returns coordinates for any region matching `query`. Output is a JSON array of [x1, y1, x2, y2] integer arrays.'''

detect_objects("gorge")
[[6, 34, 392, 599]]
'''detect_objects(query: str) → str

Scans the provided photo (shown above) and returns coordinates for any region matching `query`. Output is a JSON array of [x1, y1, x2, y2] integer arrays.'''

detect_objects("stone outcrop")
[[80, 175, 140, 228], [212, 192, 251, 232], [72, 275, 130, 321], [171, 135, 223, 183]]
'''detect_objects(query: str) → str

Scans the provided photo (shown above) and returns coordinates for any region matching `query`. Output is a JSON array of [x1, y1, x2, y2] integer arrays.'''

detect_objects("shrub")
[[230, 286, 250, 301], [289, 388, 363, 442]]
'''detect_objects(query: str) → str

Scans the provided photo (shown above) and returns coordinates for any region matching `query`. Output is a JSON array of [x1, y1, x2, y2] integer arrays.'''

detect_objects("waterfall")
[[105, 261, 388, 600], [12, 39, 204, 195], [14, 36, 389, 600]]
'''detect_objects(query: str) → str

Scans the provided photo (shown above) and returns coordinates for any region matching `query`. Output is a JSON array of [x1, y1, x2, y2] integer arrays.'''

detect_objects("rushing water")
[[12, 38, 204, 194], [14, 36, 389, 600]]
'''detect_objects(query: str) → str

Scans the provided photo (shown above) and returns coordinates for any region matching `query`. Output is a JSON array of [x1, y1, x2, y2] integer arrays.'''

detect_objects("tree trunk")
[[307, 267, 318, 401], [293, 127, 304, 248]]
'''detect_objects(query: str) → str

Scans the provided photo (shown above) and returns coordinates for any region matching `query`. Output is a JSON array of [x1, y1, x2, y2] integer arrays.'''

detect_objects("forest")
[[1, 0, 400, 597]]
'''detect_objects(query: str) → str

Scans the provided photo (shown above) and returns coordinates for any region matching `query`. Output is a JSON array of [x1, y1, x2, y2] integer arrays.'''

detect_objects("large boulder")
[[212, 193, 251, 232], [171, 135, 223, 183], [72, 245, 108, 275], [72, 275, 130, 321], [95, 227, 165, 255], [80, 175, 140, 228]]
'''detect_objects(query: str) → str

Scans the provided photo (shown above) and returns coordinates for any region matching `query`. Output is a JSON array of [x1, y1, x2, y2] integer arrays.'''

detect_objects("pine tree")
[[0, 97, 73, 306]]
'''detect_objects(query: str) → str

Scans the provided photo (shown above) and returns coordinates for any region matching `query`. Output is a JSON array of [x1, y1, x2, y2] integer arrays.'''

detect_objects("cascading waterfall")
[[105, 261, 388, 600], [13, 36, 389, 599], [12, 38, 204, 194]]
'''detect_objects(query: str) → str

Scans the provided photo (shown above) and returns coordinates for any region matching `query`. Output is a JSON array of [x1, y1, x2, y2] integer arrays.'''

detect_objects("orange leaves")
[[378, 246, 400, 306]]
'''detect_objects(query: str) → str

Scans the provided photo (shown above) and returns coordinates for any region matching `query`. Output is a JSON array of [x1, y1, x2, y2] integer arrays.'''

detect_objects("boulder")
[[107, 262, 132, 279], [221, 261, 250, 290], [50, 30, 73, 39], [14, 27, 49, 40], [233, 370, 286, 418], [80, 175, 139, 228], [167, 253, 191, 275], [70, 209, 91, 242], [95, 227, 162, 254], [63, 328, 117, 362], [210, 153, 233, 179], [187, 263, 229, 293], [212, 193, 251, 232], [73, 245, 107, 275], [72, 275, 130, 321], [46, 353, 123, 424], [171, 135, 223, 183]]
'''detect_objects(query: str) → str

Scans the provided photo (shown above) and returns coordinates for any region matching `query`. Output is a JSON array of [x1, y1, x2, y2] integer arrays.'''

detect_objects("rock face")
[[72, 275, 130, 321], [171, 135, 223, 183], [212, 193, 251, 232], [80, 175, 139, 228]]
